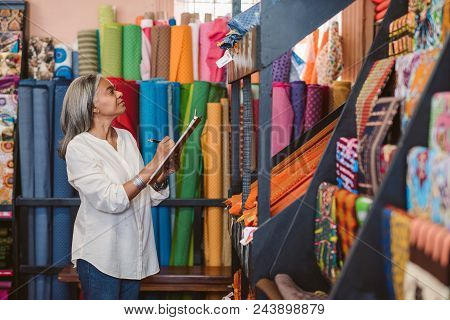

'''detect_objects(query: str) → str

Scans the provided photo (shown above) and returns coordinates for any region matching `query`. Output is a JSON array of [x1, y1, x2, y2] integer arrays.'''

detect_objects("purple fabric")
[[304, 84, 326, 131], [290, 80, 307, 139], [272, 50, 292, 83], [0, 75, 19, 94]]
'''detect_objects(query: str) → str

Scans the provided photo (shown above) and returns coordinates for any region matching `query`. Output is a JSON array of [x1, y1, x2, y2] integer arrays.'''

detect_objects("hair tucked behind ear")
[[59, 74, 102, 159]]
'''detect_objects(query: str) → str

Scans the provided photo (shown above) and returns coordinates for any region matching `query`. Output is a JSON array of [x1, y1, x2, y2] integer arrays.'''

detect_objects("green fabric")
[[207, 83, 227, 103], [122, 24, 142, 80], [100, 23, 122, 77], [171, 81, 211, 266]]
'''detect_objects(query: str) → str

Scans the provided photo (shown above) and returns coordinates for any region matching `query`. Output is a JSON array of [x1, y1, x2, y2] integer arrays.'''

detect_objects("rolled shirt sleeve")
[[149, 184, 170, 206], [66, 141, 130, 214]]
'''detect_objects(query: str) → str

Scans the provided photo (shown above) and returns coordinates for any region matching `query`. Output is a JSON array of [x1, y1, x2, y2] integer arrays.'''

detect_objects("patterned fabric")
[[315, 182, 341, 284], [359, 98, 401, 195], [442, 0, 450, 42], [390, 207, 411, 300], [289, 51, 305, 82], [0, 94, 17, 121], [336, 137, 358, 194], [381, 208, 396, 299], [388, 12, 416, 56], [290, 81, 307, 139], [0, 75, 19, 94], [0, 9, 23, 31], [54, 44, 73, 79], [0, 52, 21, 77], [0, 31, 22, 53], [304, 84, 327, 131], [380, 144, 398, 178], [0, 141, 14, 204], [316, 21, 343, 86], [334, 189, 358, 259], [406, 146, 434, 217], [28, 36, 55, 80], [272, 50, 291, 83], [77, 30, 98, 76], [430, 152, 449, 227], [151, 26, 171, 79], [355, 57, 395, 140], [428, 92, 450, 153], [414, 0, 445, 50], [394, 51, 421, 104], [0, 113, 13, 141], [355, 196, 372, 225], [302, 30, 319, 85]]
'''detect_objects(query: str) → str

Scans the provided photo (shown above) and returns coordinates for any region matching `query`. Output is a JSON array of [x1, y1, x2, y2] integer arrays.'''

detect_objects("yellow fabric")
[[170, 25, 194, 84], [302, 29, 319, 84], [201, 102, 223, 267], [331, 80, 352, 111], [221, 98, 232, 267]]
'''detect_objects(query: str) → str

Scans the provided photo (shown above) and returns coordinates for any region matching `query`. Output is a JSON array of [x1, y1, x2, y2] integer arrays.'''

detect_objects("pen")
[[147, 138, 161, 143]]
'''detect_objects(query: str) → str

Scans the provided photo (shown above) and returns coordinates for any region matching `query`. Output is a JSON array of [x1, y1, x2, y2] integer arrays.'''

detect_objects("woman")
[[59, 74, 178, 299]]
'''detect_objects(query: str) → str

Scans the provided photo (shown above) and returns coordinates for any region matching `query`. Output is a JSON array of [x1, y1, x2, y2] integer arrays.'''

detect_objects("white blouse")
[[66, 128, 169, 280]]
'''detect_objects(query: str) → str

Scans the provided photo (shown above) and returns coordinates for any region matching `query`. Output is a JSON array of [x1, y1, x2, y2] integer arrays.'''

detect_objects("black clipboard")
[[148, 112, 202, 185]]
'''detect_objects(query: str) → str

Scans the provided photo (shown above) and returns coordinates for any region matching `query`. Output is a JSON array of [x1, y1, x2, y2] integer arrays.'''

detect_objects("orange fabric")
[[310, 30, 329, 84], [226, 118, 337, 226], [135, 16, 144, 26], [169, 25, 194, 83], [302, 29, 320, 84]]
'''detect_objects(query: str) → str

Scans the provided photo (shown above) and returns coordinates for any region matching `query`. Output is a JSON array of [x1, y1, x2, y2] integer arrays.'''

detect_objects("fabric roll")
[[180, 12, 192, 25], [336, 137, 358, 193], [140, 19, 152, 80], [201, 102, 223, 267], [54, 44, 72, 79], [302, 30, 319, 84], [18, 80, 35, 299], [0, 142, 13, 203], [0, 9, 23, 31], [199, 22, 214, 81], [334, 190, 358, 259], [189, 22, 200, 81], [72, 51, 79, 78], [77, 30, 98, 76], [0, 75, 19, 94], [316, 21, 343, 86], [272, 50, 291, 83], [290, 81, 307, 139], [0, 31, 22, 53], [304, 84, 325, 131], [99, 4, 115, 25], [150, 26, 171, 79], [108, 77, 139, 141], [122, 25, 142, 80], [101, 23, 122, 77], [0, 93, 17, 121], [28, 37, 54, 80], [271, 82, 293, 156], [207, 18, 228, 83], [170, 26, 194, 84], [33, 81, 55, 300], [221, 98, 232, 266], [51, 80, 73, 299], [172, 81, 210, 266], [428, 91, 450, 153], [311, 29, 329, 85], [331, 80, 351, 111]]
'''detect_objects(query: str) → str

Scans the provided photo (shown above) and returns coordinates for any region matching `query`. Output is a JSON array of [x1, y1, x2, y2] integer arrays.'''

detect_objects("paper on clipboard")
[[148, 112, 202, 185]]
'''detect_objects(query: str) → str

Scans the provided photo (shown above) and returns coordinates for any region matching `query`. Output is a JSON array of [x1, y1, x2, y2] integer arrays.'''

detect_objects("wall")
[[28, 0, 174, 44]]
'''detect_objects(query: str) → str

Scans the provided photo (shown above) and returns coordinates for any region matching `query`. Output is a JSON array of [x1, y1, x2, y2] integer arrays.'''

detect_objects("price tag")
[[216, 50, 233, 68]]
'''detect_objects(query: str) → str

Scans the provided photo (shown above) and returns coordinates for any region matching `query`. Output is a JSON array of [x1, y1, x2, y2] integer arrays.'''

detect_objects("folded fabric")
[[331, 80, 351, 111], [0, 52, 21, 77], [28, 37, 54, 80], [358, 98, 401, 195], [290, 80, 307, 139], [0, 114, 14, 141], [0, 31, 21, 53], [406, 146, 434, 217], [272, 51, 291, 83], [151, 26, 171, 80], [54, 44, 72, 79], [304, 84, 327, 131], [336, 137, 358, 193], [355, 57, 395, 139], [0, 93, 17, 120], [207, 18, 228, 83], [170, 26, 194, 83], [315, 182, 341, 283], [227, 3, 260, 37], [302, 30, 319, 85], [316, 21, 343, 86], [274, 274, 328, 300], [0, 9, 23, 31], [0, 141, 14, 204], [388, 12, 415, 57], [271, 82, 293, 156], [414, 0, 445, 51], [77, 29, 98, 76], [334, 189, 359, 259], [381, 208, 396, 299], [430, 152, 449, 227], [289, 51, 305, 82], [380, 144, 397, 178], [0, 75, 19, 94], [428, 92, 450, 153]]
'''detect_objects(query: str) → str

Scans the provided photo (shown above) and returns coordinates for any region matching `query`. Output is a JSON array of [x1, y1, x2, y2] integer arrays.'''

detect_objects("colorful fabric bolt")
[[304, 84, 327, 131], [28, 37, 54, 80], [331, 80, 351, 112], [271, 82, 293, 156], [0, 31, 21, 53], [0, 9, 23, 31], [388, 12, 416, 56], [0, 75, 19, 94], [430, 152, 449, 228], [54, 44, 72, 79], [334, 189, 359, 259], [206, 18, 228, 83], [355, 196, 372, 225], [0, 141, 14, 204], [272, 50, 292, 83], [316, 21, 343, 86], [336, 137, 358, 194], [289, 51, 305, 82], [0, 52, 20, 77], [290, 80, 307, 139], [380, 144, 398, 178], [122, 24, 142, 80], [77, 30, 98, 76], [381, 208, 396, 299], [151, 26, 171, 80], [169, 26, 194, 84], [428, 92, 450, 153], [414, 0, 445, 50]]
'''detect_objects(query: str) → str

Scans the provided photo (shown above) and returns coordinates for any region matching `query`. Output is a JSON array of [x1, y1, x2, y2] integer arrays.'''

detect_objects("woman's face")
[[93, 78, 125, 118]]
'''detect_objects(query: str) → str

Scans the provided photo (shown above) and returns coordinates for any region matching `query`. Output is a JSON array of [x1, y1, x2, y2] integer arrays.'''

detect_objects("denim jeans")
[[76, 259, 140, 300]]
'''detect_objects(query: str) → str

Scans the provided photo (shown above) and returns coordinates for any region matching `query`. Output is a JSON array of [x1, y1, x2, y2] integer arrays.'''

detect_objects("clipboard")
[[148, 112, 202, 185]]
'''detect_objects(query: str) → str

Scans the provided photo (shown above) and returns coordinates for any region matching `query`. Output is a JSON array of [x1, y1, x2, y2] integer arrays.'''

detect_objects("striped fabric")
[[77, 30, 98, 75]]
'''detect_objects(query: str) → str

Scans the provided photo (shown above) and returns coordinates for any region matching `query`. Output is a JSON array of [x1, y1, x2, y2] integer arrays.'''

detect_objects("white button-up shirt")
[[66, 128, 168, 280]]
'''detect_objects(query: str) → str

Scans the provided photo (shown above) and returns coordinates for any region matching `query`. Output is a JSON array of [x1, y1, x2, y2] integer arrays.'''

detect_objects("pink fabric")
[[206, 18, 229, 82], [0, 289, 8, 300], [272, 82, 294, 156], [140, 23, 152, 80], [199, 21, 214, 81]]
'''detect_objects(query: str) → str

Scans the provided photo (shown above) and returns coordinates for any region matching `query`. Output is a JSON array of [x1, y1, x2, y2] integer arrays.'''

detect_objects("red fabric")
[[143, 27, 151, 40], [375, 0, 390, 12], [108, 77, 140, 142], [206, 18, 229, 82], [375, 8, 388, 21]]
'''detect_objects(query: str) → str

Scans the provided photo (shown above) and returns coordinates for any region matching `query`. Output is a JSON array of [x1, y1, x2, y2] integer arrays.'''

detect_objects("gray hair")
[[59, 74, 102, 158]]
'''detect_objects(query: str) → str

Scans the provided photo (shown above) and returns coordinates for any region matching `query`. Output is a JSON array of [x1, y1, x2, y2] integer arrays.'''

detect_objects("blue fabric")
[[72, 51, 79, 78], [290, 81, 307, 139], [76, 259, 140, 300], [139, 80, 172, 266], [51, 80, 74, 299], [381, 209, 395, 299], [18, 79, 36, 299], [168, 18, 176, 26], [33, 81, 55, 300]]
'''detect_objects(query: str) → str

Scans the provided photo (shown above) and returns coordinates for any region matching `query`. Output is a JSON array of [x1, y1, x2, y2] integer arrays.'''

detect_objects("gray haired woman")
[[59, 74, 178, 299]]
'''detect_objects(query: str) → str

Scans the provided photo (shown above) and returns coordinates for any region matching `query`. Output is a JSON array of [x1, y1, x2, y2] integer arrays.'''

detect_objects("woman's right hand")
[[143, 136, 175, 177]]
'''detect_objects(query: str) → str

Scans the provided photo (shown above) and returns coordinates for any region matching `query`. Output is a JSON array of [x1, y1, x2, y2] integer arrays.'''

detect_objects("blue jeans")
[[76, 259, 140, 300]]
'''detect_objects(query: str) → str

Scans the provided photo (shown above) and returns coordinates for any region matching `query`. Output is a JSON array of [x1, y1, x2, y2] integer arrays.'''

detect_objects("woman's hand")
[[143, 136, 179, 183]]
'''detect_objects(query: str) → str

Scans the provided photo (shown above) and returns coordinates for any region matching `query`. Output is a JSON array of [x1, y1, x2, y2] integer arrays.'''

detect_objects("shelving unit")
[[0, 0, 29, 300]]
